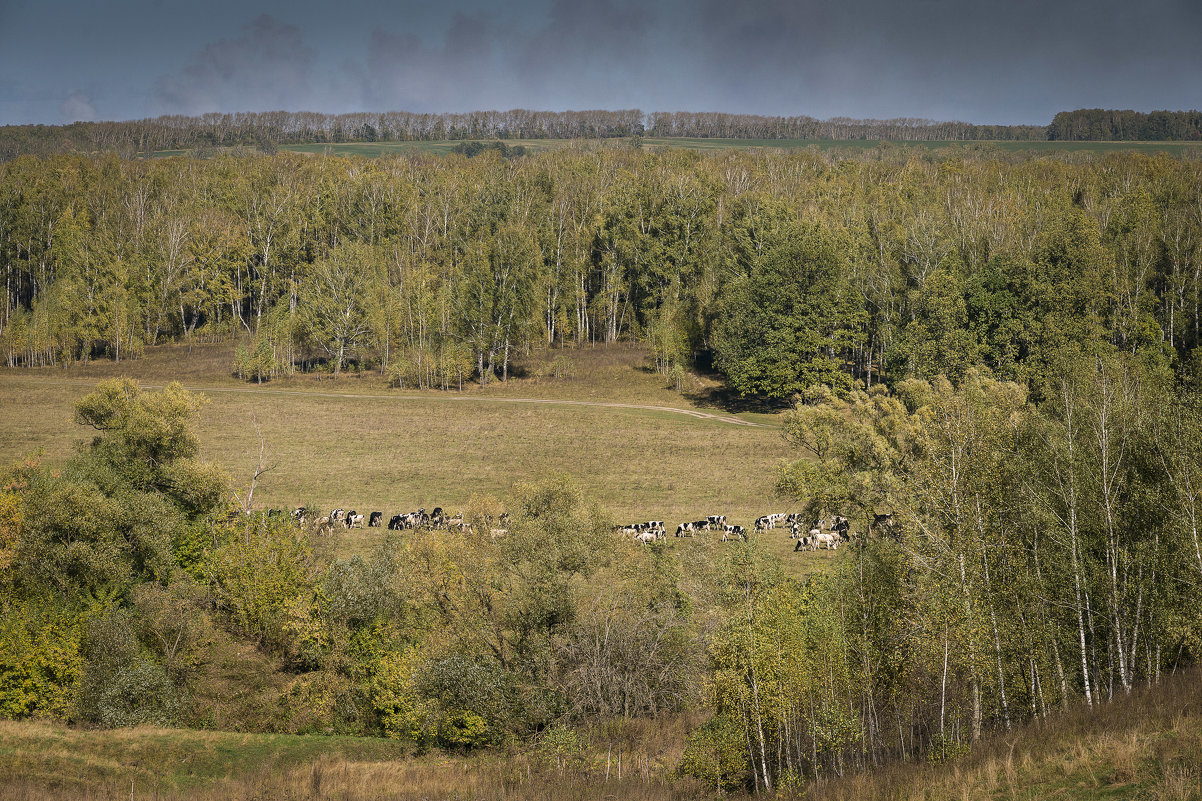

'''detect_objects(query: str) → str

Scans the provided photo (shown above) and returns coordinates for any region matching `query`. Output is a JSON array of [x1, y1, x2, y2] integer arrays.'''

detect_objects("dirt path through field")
[[1, 375, 774, 428]]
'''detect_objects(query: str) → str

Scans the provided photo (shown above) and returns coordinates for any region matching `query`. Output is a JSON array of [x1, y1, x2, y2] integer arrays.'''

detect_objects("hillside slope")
[[1, 668, 1198, 800]]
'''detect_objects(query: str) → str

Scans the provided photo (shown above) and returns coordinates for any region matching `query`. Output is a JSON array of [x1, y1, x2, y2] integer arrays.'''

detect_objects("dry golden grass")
[[0, 342, 841, 575], [0, 715, 706, 801], [803, 666, 1202, 801]]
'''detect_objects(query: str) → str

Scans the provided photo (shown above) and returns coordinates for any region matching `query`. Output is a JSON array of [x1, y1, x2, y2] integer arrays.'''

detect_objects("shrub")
[[233, 337, 280, 383], [203, 515, 320, 660], [75, 609, 177, 727], [130, 577, 213, 686], [678, 714, 749, 792], [322, 554, 399, 630], [0, 599, 83, 720]]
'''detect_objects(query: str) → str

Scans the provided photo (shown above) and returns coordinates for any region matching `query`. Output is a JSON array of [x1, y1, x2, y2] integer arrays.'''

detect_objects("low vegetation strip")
[[1, 667, 1198, 800]]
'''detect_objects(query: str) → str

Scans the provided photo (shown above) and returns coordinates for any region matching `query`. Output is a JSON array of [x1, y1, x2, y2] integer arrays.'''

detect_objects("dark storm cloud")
[[3, 0, 1200, 124], [513, 0, 659, 108], [364, 12, 509, 111], [362, 2, 660, 112], [687, 0, 1202, 121], [153, 14, 317, 115]]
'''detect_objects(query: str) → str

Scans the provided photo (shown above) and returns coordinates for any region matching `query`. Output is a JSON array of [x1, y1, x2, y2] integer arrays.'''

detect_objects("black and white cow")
[[368, 511, 383, 528], [721, 524, 746, 542], [793, 535, 814, 552], [707, 515, 727, 530], [643, 521, 666, 538], [346, 511, 364, 528], [675, 521, 696, 537], [329, 509, 347, 526], [388, 514, 405, 530]]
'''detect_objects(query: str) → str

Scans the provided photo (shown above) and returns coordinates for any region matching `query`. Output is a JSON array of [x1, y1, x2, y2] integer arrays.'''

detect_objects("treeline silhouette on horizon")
[[1, 107, 1198, 161]]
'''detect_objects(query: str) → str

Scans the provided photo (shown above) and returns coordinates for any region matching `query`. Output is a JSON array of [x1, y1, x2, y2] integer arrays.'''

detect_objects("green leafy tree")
[[299, 241, 376, 373], [714, 222, 865, 398]]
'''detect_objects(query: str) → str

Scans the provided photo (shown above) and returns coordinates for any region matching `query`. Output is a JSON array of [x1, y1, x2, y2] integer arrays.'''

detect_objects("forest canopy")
[[2, 146, 1200, 397]]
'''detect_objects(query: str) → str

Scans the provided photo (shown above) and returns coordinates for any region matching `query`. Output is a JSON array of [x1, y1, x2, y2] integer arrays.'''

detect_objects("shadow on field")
[[685, 384, 791, 415], [671, 350, 791, 415]]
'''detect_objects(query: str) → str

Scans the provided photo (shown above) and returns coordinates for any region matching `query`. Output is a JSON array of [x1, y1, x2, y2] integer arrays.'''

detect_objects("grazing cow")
[[793, 535, 814, 552], [329, 509, 347, 526], [429, 507, 445, 528], [872, 513, 894, 531], [721, 524, 746, 542], [368, 511, 383, 528], [769, 513, 790, 527], [675, 521, 696, 537], [346, 511, 364, 529], [389, 509, 427, 530], [831, 515, 850, 535], [633, 529, 659, 544], [707, 515, 727, 531], [292, 507, 309, 525], [754, 516, 772, 531], [638, 521, 666, 539], [813, 531, 840, 550]]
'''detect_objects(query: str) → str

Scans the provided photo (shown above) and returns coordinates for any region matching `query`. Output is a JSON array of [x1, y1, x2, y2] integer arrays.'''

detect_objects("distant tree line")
[[0, 109, 1056, 160], [5, 108, 1200, 161], [1049, 109, 1202, 141], [644, 111, 1046, 141]]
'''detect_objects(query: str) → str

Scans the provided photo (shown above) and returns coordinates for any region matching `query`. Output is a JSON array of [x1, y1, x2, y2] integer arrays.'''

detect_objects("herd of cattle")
[[616, 511, 896, 551], [290, 506, 502, 534], [286, 505, 895, 553]]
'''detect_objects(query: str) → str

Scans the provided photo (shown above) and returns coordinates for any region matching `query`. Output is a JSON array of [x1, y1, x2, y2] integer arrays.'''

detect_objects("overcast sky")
[[1, 0, 1200, 126]]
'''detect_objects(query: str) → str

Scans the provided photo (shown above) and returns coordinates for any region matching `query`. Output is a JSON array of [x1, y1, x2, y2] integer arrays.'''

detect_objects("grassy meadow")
[[0, 342, 842, 572]]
